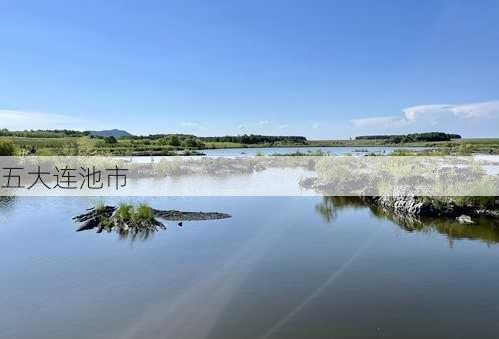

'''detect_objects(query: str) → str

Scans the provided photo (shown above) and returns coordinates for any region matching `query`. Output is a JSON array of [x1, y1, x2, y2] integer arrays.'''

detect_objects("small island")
[[73, 202, 231, 236]]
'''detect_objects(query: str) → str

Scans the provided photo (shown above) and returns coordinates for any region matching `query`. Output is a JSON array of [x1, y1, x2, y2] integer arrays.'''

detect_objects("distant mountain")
[[88, 129, 132, 138]]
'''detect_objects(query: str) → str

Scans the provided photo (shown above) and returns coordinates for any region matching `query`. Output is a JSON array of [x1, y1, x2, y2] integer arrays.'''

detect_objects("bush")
[[182, 138, 204, 148], [104, 136, 118, 144], [167, 135, 181, 147], [458, 143, 475, 155], [0, 140, 17, 155]]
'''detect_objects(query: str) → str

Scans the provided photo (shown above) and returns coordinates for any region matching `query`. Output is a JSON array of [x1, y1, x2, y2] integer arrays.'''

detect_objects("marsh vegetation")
[[1, 129, 498, 155], [73, 202, 231, 238]]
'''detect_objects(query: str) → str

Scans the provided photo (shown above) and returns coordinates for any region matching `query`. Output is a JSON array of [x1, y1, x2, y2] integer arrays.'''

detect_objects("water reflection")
[[116, 227, 158, 242], [2, 196, 499, 338], [0, 196, 15, 209], [316, 196, 499, 245], [315, 196, 368, 223], [0, 196, 16, 221]]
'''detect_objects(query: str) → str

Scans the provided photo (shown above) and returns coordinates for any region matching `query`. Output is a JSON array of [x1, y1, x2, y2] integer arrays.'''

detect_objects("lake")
[[200, 146, 426, 156], [1, 196, 498, 339]]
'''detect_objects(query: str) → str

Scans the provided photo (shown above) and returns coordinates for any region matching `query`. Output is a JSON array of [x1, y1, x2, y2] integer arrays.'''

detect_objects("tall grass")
[[116, 203, 133, 222], [133, 203, 154, 222], [115, 202, 155, 223]]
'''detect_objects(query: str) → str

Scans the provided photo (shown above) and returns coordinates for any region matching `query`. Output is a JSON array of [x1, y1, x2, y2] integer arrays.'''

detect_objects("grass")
[[133, 203, 154, 222], [271, 149, 330, 156], [2, 135, 499, 156], [95, 201, 107, 213], [421, 196, 497, 211], [115, 202, 154, 223], [116, 203, 134, 222], [204, 141, 247, 149], [0, 135, 202, 156]]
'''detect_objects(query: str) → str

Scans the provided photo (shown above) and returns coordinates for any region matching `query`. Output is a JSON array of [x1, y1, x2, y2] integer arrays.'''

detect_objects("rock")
[[456, 215, 474, 224], [372, 186, 436, 217], [152, 209, 231, 221]]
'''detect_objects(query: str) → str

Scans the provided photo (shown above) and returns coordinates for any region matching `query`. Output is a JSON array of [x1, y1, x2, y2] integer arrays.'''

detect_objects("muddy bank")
[[365, 194, 499, 218], [151, 209, 231, 220]]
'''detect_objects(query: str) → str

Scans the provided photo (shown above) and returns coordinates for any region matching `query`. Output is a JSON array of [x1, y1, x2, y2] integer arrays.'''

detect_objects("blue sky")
[[1, 0, 498, 138]]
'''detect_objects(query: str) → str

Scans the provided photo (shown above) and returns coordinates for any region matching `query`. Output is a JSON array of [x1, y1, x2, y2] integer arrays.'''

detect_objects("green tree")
[[181, 138, 202, 148], [167, 135, 181, 147], [104, 136, 117, 144]]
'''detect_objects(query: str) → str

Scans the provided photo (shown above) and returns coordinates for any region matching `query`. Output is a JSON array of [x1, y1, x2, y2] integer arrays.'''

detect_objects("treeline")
[[200, 134, 307, 144], [0, 129, 89, 138], [124, 134, 196, 140], [355, 132, 461, 143], [124, 134, 205, 147]]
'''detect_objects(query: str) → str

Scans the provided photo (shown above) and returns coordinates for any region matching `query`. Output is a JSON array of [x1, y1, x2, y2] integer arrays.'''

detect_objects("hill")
[[88, 129, 132, 138]]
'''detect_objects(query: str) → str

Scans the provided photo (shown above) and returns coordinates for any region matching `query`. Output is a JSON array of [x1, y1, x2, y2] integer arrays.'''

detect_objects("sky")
[[1, 0, 499, 138]]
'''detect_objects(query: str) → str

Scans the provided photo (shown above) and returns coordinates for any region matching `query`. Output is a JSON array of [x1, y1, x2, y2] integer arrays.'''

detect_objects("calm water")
[[1, 196, 499, 339], [200, 146, 426, 156]]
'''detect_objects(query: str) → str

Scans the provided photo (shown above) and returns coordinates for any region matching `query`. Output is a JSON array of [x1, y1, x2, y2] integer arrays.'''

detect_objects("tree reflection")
[[315, 196, 499, 246], [315, 197, 336, 223], [315, 196, 367, 223]]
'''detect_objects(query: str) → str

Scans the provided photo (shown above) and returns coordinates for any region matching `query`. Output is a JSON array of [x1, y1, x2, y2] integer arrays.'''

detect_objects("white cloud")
[[351, 100, 499, 129], [0, 109, 88, 130], [258, 120, 270, 126], [278, 124, 289, 129], [403, 100, 499, 121]]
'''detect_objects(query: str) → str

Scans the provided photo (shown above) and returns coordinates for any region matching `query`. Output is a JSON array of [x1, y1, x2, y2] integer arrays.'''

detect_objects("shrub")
[[182, 138, 204, 148], [104, 136, 118, 144], [0, 140, 17, 155], [167, 135, 181, 147], [458, 143, 474, 155]]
